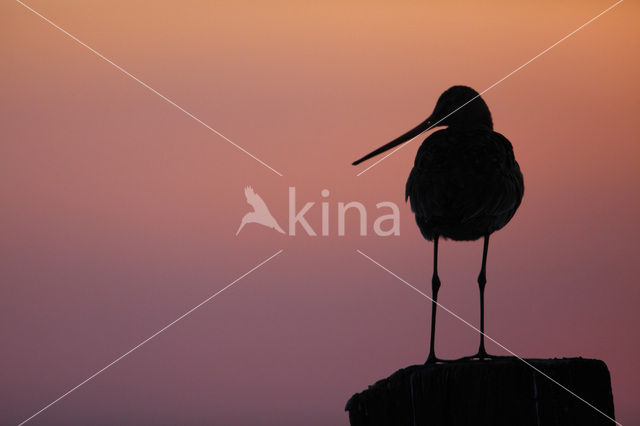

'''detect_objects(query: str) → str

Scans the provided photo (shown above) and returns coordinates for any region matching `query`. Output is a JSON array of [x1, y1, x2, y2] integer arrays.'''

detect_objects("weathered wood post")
[[346, 357, 615, 426]]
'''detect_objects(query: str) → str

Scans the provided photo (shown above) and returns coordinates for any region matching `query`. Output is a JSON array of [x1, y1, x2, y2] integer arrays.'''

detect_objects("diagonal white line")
[[15, 0, 283, 177], [17, 249, 284, 426], [356, 249, 621, 425], [356, 0, 624, 176]]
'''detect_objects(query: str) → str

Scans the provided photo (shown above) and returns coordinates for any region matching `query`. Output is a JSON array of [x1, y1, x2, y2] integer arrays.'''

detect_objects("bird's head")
[[352, 85, 492, 165], [430, 86, 492, 129]]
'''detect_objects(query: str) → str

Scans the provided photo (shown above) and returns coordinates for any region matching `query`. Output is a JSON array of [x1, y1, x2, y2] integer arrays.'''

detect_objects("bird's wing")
[[244, 186, 270, 212], [459, 132, 524, 221]]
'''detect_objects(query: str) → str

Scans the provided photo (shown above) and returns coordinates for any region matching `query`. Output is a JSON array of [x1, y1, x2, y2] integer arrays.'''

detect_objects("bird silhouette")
[[353, 86, 524, 363], [236, 186, 285, 236]]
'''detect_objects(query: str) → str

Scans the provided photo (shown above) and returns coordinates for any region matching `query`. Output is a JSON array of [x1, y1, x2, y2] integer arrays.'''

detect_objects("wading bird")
[[236, 186, 285, 236], [353, 86, 524, 363]]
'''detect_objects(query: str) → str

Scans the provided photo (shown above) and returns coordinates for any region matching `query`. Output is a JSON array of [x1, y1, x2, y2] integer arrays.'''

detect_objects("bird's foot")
[[425, 354, 456, 364], [425, 354, 439, 364], [455, 351, 510, 362]]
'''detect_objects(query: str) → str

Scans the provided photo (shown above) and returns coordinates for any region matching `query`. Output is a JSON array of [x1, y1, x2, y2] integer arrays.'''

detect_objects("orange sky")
[[2, 1, 639, 424]]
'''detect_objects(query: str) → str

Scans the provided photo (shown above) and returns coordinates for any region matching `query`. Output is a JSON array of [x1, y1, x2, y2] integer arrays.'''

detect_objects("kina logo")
[[235, 186, 400, 237]]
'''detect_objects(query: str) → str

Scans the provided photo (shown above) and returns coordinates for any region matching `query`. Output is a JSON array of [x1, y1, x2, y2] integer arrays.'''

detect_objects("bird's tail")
[[235, 220, 246, 236], [273, 223, 285, 234]]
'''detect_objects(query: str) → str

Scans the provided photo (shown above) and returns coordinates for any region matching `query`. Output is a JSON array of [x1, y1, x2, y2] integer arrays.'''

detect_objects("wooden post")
[[346, 357, 615, 426]]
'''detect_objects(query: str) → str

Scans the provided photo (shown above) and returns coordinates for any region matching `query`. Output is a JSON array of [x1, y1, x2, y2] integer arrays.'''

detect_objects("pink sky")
[[1, 1, 639, 424]]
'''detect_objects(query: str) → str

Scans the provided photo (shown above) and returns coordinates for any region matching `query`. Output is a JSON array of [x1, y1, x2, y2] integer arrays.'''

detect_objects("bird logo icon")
[[236, 186, 285, 236]]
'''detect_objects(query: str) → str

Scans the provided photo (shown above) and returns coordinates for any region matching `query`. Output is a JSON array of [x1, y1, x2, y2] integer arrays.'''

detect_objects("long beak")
[[352, 117, 433, 165]]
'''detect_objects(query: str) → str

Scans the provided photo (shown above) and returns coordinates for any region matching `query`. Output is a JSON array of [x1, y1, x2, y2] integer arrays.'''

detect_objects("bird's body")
[[353, 86, 524, 362], [406, 127, 523, 241]]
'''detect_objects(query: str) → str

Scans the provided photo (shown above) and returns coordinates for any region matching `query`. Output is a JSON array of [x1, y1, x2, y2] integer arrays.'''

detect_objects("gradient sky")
[[2, 1, 639, 425]]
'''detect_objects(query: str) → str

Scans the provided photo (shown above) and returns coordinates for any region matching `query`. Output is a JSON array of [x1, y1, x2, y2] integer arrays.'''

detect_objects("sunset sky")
[[1, 1, 639, 424]]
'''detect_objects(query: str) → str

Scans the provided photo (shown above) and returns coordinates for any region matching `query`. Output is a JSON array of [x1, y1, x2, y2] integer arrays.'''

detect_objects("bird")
[[236, 186, 286, 236], [353, 86, 524, 363]]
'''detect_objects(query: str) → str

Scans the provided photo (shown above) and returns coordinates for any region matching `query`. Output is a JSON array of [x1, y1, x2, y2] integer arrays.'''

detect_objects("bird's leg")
[[426, 235, 441, 364], [456, 234, 508, 362], [476, 234, 489, 359]]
